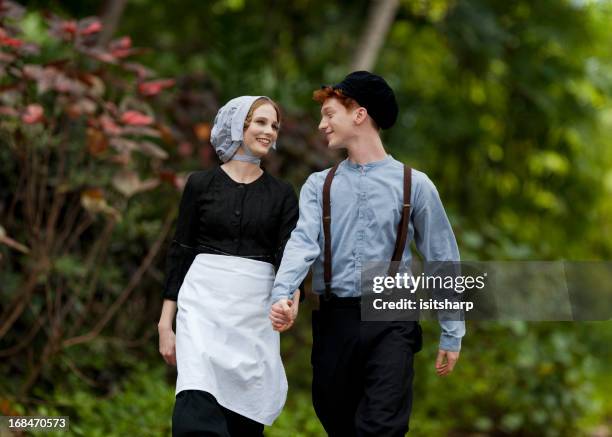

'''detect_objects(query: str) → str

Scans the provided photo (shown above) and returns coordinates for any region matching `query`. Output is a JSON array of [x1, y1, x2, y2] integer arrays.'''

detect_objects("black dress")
[[163, 166, 300, 437]]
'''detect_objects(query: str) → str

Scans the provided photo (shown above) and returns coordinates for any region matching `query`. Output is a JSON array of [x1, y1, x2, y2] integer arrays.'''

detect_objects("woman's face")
[[241, 103, 279, 157]]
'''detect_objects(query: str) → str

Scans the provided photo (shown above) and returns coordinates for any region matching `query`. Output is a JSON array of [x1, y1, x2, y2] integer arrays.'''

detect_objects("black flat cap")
[[327, 71, 398, 130]]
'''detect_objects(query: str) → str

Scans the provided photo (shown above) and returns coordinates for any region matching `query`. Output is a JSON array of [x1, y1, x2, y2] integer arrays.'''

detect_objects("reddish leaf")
[[138, 140, 169, 159], [121, 110, 153, 126], [111, 48, 134, 59], [77, 73, 105, 96], [77, 47, 117, 64], [0, 27, 23, 48], [80, 189, 121, 220], [109, 36, 132, 50], [109, 36, 133, 59], [121, 126, 161, 138], [100, 114, 122, 136], [138, 79, 176, 97], [61, 20, 77, 35], [178, 141, 194, 157], [66, 98, 96, 118], [0, 1, 26, 20], [47, 16, 78, 41], [199, 144, 214, 164], [87, 128, 108, 155], [22, 104, 44, 124], [194, 122, 211, 142], [112, 170, 160, 197], [81, 188, 104, 200], [122, 62, 155, 80], [110, 152, 131, 166], [0, 51, 15, 62], [22, 64, 44, 79], [157, 124, 175, 144], [54, 73, 87, 95], [158, 170, 177, 186], [174, 174, 188, 190], [0, 106, 18, 116], [0, 397, 20, 416], [79, 20, 102, 36], [104, 102, 120, 117], [110, 137, 139, 153]]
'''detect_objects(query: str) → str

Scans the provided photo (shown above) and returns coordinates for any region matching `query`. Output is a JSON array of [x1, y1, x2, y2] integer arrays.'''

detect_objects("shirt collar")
[[343, 154, 394, 171]]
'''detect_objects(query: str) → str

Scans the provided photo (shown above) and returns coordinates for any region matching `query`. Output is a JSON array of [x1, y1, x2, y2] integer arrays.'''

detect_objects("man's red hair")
[[312, 87, 358, 109]]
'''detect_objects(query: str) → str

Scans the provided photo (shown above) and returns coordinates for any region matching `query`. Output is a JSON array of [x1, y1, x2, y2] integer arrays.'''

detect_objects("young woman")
[[157, 96, 300, 436]]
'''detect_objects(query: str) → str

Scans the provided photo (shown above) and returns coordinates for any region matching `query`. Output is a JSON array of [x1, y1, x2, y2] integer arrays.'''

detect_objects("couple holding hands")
[[157, 71, 465, 437]]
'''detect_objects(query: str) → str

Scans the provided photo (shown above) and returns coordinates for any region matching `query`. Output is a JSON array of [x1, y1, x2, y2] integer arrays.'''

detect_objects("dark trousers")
[[172, 390, 264, 437], [311, 298, 423, 437]]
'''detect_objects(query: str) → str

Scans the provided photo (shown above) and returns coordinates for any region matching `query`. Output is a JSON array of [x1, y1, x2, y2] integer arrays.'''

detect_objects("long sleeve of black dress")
[[162, 172, 202, 301], [162, 167, 301, 301]]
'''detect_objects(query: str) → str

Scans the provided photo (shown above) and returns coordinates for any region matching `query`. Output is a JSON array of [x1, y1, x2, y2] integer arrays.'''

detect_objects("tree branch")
[[350, 0, 400, 72]]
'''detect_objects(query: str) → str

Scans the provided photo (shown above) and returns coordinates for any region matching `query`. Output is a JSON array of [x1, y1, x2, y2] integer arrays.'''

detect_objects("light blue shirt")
[[272, 155, 465, 351]]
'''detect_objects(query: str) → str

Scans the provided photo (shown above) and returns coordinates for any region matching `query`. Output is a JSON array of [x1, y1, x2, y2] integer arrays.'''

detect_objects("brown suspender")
[[322, 163, 340, 299], [322, 163, 412, 300], [388, 165, 412, 277]]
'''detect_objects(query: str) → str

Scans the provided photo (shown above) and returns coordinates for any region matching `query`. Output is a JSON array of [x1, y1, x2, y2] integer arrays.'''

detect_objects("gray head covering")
[[210, 95, 278, 165]]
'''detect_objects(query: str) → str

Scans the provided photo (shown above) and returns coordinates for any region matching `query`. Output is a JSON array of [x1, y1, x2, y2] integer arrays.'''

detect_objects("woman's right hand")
[[158, 326, 177, 366]]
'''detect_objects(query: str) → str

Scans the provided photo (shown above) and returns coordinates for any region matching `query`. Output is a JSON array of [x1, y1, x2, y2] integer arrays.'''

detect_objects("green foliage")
[[410, 321, 604, 436], [27, 364, 174, 437], [0, 0, 181, 400]]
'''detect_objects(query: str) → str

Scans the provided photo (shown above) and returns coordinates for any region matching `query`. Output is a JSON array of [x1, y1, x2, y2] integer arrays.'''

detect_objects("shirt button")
[[235, 210, 241, 216], [238, 185, 244, 190], [233, 237, 238, 243]]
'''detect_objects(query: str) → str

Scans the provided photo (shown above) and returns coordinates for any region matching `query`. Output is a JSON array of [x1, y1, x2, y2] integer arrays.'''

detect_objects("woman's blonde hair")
[[244, 97, 281, 130]]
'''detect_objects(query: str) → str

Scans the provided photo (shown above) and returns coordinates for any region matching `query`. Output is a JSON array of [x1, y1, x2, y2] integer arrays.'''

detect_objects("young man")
[[269, 71, 465, 436]]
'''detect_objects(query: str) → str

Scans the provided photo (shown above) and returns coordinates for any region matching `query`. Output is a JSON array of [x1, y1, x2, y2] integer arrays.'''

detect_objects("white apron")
[[175, 253, 287, 426]]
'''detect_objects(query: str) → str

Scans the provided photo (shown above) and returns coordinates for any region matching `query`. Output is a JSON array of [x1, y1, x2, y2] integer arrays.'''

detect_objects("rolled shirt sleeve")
[[412, 174, 465, 352]]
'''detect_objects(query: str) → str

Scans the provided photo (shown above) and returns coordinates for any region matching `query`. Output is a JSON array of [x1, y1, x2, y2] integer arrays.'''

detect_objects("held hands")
[[435, 349, 460, 376], [158, 326, 177, 366], [269, 289, 301, 332]]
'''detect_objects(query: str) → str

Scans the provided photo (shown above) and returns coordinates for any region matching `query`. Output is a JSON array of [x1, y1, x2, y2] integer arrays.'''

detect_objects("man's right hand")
[[158, 326, 177, 366], [269, 290, 300, 332]]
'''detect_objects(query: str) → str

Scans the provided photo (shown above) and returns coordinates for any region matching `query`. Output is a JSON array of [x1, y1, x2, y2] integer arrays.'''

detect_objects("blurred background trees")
[[1, 0, 611, 435]]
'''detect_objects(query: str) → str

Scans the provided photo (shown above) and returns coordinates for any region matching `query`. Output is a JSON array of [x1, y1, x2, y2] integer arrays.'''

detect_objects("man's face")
[[318, 97, 356, 149]]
